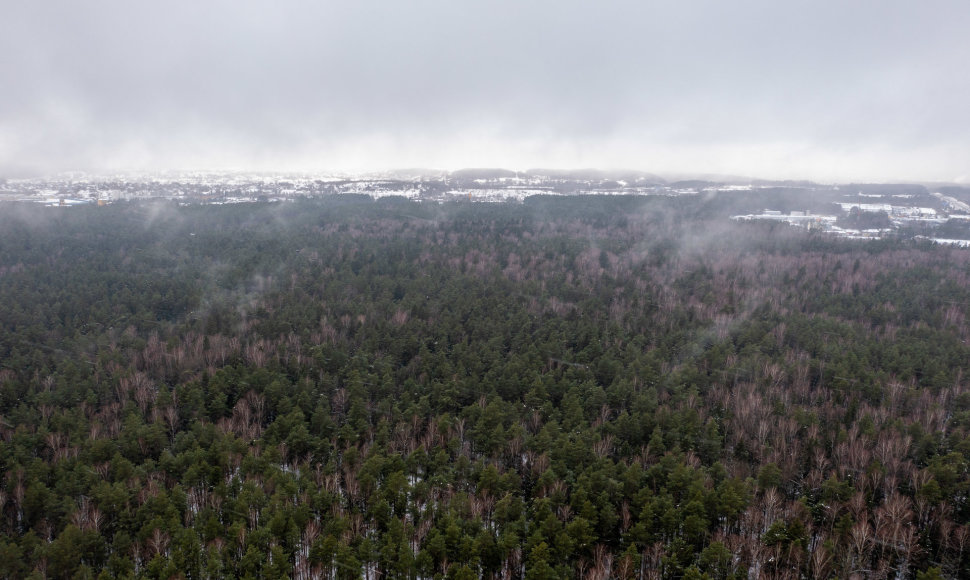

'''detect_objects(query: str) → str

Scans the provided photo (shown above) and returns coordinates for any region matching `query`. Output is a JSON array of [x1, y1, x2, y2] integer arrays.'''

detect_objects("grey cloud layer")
[[2, 0, 969, 180]]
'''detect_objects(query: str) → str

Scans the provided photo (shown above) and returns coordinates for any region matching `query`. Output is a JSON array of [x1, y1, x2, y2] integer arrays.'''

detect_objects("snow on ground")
[[928, 238, 970, 247], [932, 192, 970, 213]]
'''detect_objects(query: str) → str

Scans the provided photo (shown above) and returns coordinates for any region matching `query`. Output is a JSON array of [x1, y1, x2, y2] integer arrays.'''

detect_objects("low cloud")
[[2, 1, 968, 181]]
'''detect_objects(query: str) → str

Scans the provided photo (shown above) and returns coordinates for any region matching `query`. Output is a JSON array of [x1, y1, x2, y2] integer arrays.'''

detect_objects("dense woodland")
[[1, 195, 969, 579]]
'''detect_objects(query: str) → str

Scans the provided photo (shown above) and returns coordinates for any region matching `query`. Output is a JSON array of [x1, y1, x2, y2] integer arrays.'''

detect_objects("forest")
[[0, 194, 969, 579]]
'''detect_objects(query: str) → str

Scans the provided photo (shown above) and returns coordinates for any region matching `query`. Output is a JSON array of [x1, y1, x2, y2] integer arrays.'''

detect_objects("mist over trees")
[[0, 196, 969, 579]]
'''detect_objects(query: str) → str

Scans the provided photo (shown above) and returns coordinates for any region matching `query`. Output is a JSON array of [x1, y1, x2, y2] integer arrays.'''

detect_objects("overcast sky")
[[2, 1, 969, 181]]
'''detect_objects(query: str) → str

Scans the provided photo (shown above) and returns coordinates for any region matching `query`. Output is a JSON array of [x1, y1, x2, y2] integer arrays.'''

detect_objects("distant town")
[[3, 169, 970, 245], [0, 169, 707, 205]]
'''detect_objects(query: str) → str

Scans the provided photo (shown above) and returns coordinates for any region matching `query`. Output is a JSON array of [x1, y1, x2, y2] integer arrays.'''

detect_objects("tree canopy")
[[1, 196, 969, 578]]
